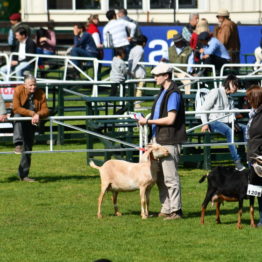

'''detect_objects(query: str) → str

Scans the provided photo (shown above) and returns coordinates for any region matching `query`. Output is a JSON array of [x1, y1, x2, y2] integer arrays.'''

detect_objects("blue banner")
[[102, 25, 262, 64]]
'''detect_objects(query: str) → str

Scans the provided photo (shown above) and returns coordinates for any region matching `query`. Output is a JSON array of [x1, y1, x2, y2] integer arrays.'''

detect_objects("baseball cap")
[[198, 31, 210, 41], [151, 63, 173, 75]]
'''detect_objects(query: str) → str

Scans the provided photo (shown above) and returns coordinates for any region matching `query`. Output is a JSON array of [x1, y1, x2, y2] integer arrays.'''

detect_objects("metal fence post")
[[57, 85, 64, 145]]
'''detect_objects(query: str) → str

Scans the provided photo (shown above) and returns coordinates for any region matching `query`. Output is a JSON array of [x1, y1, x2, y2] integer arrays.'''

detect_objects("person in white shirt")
[[103, 9, 136, 57], [117, 8, 142, 47], [1, 27, 36, 81]]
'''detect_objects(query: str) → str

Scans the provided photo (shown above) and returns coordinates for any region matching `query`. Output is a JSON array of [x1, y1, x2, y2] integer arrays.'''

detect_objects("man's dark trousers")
[[13, 114, 36, 179]]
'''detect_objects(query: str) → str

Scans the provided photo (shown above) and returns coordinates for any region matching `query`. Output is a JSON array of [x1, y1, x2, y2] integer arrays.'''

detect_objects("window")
[[48, 0, 72, 9], [150, 0, 197, 9], [179, 0, 197, 8], [109, 0, 142, 9], [76, 0, 101, 9], [127, 0, 142, 9], [150, 0, 175, 9]]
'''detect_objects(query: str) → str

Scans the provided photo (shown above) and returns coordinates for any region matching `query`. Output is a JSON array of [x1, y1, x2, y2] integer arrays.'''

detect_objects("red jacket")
[[86, 23, 99, 34]]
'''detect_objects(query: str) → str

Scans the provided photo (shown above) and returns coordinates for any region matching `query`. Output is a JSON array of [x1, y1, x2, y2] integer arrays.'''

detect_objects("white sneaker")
[[235, 160, 246, 171]]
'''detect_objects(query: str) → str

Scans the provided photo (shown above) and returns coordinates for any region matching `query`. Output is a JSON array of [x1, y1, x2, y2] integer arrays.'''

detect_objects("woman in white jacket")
[[200, 74, 246, 171]]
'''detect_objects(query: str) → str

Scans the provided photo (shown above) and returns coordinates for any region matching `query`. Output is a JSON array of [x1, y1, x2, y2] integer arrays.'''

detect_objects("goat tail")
[[199, 174, 207, 183], [89, 160, 100, 170]]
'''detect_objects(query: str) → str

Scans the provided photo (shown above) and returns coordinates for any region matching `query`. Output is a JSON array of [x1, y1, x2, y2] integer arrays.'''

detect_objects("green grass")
[[0, 143, 261, 262]]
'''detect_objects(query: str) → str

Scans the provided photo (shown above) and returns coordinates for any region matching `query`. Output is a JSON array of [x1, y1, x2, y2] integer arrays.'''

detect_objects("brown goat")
[[90, 143, 170, 219]]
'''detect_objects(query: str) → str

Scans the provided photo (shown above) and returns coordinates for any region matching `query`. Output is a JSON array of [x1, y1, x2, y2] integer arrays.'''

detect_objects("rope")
[[0, 148, 137, 155], [53, 120, 146, 152]]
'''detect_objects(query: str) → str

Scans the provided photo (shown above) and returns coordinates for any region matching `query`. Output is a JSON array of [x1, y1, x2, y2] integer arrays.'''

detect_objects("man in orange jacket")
[[13, 75, 49, 182]]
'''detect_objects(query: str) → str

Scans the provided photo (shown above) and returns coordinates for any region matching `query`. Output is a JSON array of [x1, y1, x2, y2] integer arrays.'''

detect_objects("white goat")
[[89, 143, 170, 219]]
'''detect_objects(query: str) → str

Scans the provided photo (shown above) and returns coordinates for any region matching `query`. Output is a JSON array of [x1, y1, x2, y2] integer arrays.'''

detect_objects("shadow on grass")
[[1, 174, 99, 183], [187, 207, 257, 226], [106, 207, 254, 221], [187, 206, 253, 218], [0, 176, 20, 183], [36, 175, 98, 183]]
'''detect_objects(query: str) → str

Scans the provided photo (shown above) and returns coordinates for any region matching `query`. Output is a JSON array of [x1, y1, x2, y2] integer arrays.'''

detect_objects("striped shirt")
[[103, 19, 136, 48]]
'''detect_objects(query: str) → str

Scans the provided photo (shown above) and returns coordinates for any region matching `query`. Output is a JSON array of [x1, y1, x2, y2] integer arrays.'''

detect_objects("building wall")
[[20, 0, 262, 25]]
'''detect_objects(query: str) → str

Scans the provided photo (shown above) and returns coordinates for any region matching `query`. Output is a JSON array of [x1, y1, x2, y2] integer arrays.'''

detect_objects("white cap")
[[151, 63, 173, 75], [216, 9, 230, 17]]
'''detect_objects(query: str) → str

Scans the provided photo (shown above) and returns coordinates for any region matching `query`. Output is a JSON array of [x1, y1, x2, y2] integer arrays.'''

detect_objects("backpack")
[[195, 88, 210, 119]]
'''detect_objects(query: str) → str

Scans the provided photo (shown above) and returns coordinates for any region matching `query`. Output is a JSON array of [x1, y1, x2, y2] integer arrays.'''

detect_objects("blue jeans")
[[1, 61, 31, 80], [36, 48, 54, 65], [209, 121, 246, 162], [70, 47, 97, 67]]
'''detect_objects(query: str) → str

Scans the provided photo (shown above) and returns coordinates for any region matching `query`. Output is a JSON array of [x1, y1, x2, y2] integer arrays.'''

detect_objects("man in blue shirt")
[[139, 63, 186, 220], [198, 31, 231, 72], [70, 23, 98, 67]]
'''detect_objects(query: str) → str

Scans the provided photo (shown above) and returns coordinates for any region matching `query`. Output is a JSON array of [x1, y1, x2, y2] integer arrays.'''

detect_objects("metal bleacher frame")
[[1, 52, 262, 169]]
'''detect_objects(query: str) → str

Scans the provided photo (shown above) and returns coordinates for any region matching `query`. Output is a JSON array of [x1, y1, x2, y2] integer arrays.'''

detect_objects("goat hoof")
[[237, 224, 243, 229], [97, 214, 103, 219], [251, 223, 257, 228], [115, 212, 122, 216], [142, 215, 148, 219]]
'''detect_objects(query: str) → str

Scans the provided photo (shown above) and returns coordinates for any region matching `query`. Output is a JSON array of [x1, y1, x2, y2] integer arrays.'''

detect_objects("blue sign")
[[102, 25, 262, 63]]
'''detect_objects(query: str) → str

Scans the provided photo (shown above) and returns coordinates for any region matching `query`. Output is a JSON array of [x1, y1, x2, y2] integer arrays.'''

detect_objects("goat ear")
[[143, 147, 153, 161]]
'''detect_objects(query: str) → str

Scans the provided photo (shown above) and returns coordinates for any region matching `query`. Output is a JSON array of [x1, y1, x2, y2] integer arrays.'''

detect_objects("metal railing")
[[0, 108, 251, 156]]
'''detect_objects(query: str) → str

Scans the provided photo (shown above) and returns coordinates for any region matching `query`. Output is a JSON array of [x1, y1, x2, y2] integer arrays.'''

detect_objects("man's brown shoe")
[[21, 177, 36, 182], [158, 212, 169, 217], [164, 211, 182, 220], [14, 145, 24, 154]]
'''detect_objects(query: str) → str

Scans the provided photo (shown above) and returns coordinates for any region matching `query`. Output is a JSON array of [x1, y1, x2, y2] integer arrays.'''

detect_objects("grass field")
[[0, 143, 261, 262]]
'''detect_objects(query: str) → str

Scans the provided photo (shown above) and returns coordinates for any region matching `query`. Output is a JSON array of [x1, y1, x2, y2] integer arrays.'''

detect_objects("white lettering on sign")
[[247, 184, 262, 197], [148, 40, 169, 63], [0, 87, 15, 100]]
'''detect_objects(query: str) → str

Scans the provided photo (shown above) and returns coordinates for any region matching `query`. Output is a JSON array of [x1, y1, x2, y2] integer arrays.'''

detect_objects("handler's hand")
[[138, 116, 147, 126], [31, 113, 40, 126], [201, 124, 210, 133]]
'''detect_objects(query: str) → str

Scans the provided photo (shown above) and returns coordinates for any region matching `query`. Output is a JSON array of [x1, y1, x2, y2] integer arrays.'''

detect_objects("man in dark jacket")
[[70, 23, 98, 67], [1, 27, 36, 80], [139, 63, 186, 220]]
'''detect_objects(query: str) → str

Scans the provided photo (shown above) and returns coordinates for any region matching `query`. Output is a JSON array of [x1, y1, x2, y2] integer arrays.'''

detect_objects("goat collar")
[[138, 147, 147, 152]]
